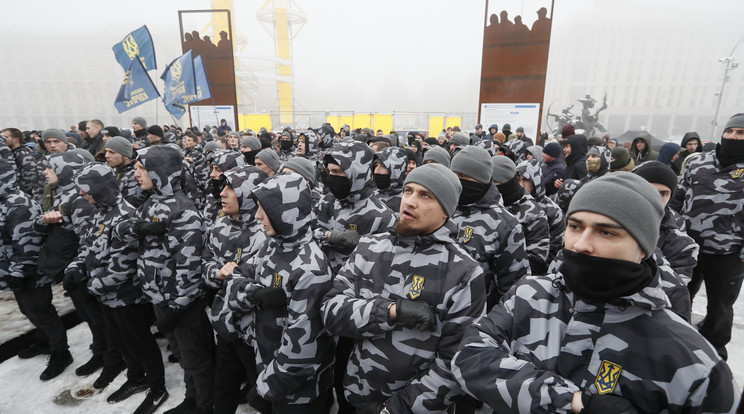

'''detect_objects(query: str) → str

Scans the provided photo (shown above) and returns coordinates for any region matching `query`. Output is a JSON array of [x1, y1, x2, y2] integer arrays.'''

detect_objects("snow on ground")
[[0, 285, 741, 413]]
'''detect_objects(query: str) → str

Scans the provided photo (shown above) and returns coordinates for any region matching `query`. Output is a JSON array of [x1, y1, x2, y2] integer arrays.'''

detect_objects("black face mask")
[[407, 136, 416, 146], [560, 249, 656, 304], [374, 173, 391, 190], [210, 178, 222, 198], [496, 175, 524, 206], [280, 140, 293, 151], [243, 150, 257, 166], [717, 139, 744, 168], [458, 179, 490, 205], [326, 174, 352, 200]]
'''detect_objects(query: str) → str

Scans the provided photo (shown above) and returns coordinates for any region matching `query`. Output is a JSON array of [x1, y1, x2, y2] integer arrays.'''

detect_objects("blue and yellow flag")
[[164, 100, 187, 119], [182, 55, 212, 105], [161, 50, 196, 109], [112, 25, 156, 72], [114, 56, 159, 114]]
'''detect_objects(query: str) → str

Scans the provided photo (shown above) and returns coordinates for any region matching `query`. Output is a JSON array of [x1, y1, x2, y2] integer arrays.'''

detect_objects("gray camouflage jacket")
[[373, 146, 408, 213], [116, 146, 206, 311], [11, 144, 40, 196], [505, 189, 551, 275], [452, 271, 739, 413], [224, 174, 335, 404], [321, 220, 486, 413], [517, 159, 565, 263], [658, 207, 698, 281], [115, 162, 149, 209]]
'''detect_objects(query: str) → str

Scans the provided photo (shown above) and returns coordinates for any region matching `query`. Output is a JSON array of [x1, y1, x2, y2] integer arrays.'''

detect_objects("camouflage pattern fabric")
[[474, 139, 497, 156], [452, 271, 739, 413], [505, 191, 551, 275], [11, 144, 41, 196], [203, 150, 249, 226], [300, 129, 321, 161], [70, 163, 145, 308], [373, 146, 408, 213], [321, 220, 486, 413], [517, 159, 565, 264], [0, 158, 47, 290], [451, 186, 530, 308], [223, 174, 335, 404], [674, 150, 744, 260], [502, 138, 527, 162], [657, 208, 698, 282], [314, 141, 396, 273], [115, 145, 206, 310], [35, 151, 94, 235], [114, 162, 149, 209], [551, 178, 584, 213]]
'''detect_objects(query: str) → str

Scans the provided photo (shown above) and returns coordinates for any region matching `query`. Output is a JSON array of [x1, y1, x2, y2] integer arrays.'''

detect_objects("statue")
[[546, 93, 608, 137]]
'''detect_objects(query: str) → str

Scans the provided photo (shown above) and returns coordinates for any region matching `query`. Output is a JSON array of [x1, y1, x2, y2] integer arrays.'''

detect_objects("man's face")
[[134, 161, 154, 190], [562, 144, 571, 157], [406, 160, 417, 173], [45, 138, 65, 154], [634, 139, 646, 152], [132, 122, 144, 132], [43, 167, 58, 186], [79, 189, 96, 205], [147, 133, 161, 144], [104, 148, 128, 169], [518, 174, 535, 195], [2, 131, 19, 149], [373, 162, 389, 175], [723, 127, 744, 140], [686, 140, 698, 152], [565, 211, 645, 263], [210, 164, 223, 180], [327, 163, 347, 177], [240, 145, 253, 153], [542, 153, 555, 163], [183, 137, 196, 149], [255, 201, 276, 236], [397, 182, 447, 236], [220, 184, 239, 218], [516, 131, 524, 139], [607, 140, 617, 150], [228, 136, 239, 148], [475, 127, 482, 134], [651, 182, 672, 207], [86, 122, 102, 138], [297, 139, 306, 155], [255, 158, 274, 176], [585, 154, 601, 172]]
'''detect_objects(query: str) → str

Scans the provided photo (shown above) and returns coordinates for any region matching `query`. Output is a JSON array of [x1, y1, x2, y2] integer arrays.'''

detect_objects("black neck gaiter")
[[374, 173, 391, 191], [716, 140, 744, 168], [458, 179, 490, 205], [496, 175, 523, 206], [243, 151, 257, 166], [560, 249, 656, 304]]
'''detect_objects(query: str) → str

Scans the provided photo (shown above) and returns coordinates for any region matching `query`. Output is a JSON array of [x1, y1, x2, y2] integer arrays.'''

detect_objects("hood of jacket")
[[74, 162, 119, 207], [525, 145, 543, 160], [251, 173, 312, 244], [213, 150, 247, 172], [373, 146, 408, 191], [47, 151, 90, 187], [324, 141, 375, 202], [501, 139, 527, 162], [0, 158, 17, 199], [566, 134, 588, 164], [223, 165, 268, 220], [300, 129, 320, 157], [680, 132, 702, 153], [516, 159, 546, 200], [632, 134, 653, 155], [137, 145, 183, 197]]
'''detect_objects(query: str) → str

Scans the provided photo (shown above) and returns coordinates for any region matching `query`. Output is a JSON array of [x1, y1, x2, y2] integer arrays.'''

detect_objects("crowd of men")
[[0, 113, 743, 414]]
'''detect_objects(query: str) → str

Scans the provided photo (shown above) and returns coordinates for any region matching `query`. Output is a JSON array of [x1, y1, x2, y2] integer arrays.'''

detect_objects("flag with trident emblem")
[[112, 25, 157, 71]]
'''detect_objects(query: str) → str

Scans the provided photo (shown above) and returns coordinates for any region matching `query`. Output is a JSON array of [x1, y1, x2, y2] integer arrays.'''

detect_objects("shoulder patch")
[[349, 223, 358, 231], [731, 168, 744, 179], [96, 224, 105, 237], [595, 360, 622, 395], [235, 248, 243, 264], [152, 216, 160, 222], [461, 226, 474, 243], [271, 273, 283, 288], [408, 275, 425, 299]]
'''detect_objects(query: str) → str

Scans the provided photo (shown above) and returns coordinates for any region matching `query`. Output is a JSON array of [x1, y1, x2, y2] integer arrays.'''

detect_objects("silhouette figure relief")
[[181, 29, 237, 107]]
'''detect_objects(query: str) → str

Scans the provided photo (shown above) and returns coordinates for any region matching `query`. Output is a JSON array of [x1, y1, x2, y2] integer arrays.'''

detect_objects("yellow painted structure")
[[326, 114, 394, 132], [428, 116, 462, 137], [239, 114, 272, 132]]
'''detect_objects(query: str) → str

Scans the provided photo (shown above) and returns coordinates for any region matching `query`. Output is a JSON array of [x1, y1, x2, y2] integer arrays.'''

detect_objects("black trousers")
[[213, 334, 258, 414], [334, 336, 356, 414], [688, 252, 744, 360], [100, 303, 164, 388], [68, 284, 123, 368], [155, 299, 215, 409], [13, 284, 68, 351]]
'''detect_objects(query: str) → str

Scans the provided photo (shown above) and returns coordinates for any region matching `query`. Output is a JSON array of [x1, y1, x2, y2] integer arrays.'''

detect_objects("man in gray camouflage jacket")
[[72, 163, 167, 413], [517, 159, 565, 264], [223, 174, 335, 413], [322, 163, 486, 414], [116, 145, 214, 414], [672, 113, 744, 361], [453, 173, 739, 414]]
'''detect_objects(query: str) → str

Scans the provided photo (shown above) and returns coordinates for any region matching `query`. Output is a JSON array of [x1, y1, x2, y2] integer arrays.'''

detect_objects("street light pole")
[[711, 36, 744, 139]]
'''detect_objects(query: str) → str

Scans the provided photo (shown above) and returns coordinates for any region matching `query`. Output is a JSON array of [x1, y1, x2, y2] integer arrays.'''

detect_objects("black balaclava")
[[326, 173, 351, 199], [243, 150, 257, 166], [373, 173, 391, 190], [496, 175, 524, 205], [717, 139, 744, 168], [458, 179, 490, 205]]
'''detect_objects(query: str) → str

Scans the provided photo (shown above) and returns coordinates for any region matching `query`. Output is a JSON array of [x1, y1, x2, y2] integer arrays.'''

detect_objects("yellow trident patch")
[[462, 227, 474, 243], [271, 273, 283, 289], [408, 275, 425, 299], [171, 60, 183, 82], [152, 216, 160, 222], [122, 34, 140, 60], [595, 360, 623, 395], [349, 224, 358, 231], [235, 248, 243, 264], [731, 168, 744, 179], [96, 224, 105, 237]]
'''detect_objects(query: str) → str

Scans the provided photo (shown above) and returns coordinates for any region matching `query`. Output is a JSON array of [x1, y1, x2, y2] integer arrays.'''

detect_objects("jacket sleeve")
[[88, 217, 139, 296], [16, 151, 40, 196], [386, 265, 486, 413], [668, 168, 690, 214], [6, 204, 43, 280], [257, 264, 334, 401], [321, 253, 397, 339], [492, 223, 531, 299], [451, 281, 579, 413], [201, 228, 225, 290], [522, 204, 550, 272], [166, 209, 206, 309], [224, 259, 261, 312]]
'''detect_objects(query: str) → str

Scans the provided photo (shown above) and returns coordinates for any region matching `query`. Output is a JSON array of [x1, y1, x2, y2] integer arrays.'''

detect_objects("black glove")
[[395, 298, 436, 331], [62, 268, 84, 292], [132, 220, 167, 237], [5, 276, 26, 292], [581, 393, 639, 414], [253, 287, 287, 309], [156, 307, 183, 334], [328, 230, 360, 254]]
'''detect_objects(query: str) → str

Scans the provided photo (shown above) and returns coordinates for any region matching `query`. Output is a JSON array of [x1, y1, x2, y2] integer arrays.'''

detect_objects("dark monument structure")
[[546, 93, 608, 137], [178, 9, 239, 129], [479, 1, 555, 133]]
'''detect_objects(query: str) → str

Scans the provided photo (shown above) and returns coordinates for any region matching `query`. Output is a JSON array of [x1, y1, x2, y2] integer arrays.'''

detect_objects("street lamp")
[[711, 37, 744, 139]]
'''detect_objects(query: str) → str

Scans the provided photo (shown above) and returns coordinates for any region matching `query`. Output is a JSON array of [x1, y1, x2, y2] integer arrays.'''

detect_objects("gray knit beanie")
[[451, 146, 493, 185], [132, 116, 147, 129], [567, 172, 663, 258], [104, 136, 133, 159], [491, 155, 517, 183], [241, 136, 262, 151], [610, 147, 631, 170], [449, 132, 470, 147], [404, 163, 462, 217], [281, 157, 317, 187], [42, 128, 69, 145], [423, 146, 451, 167], [724, 113, 744, 130], [256, 148, 280, 173]]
